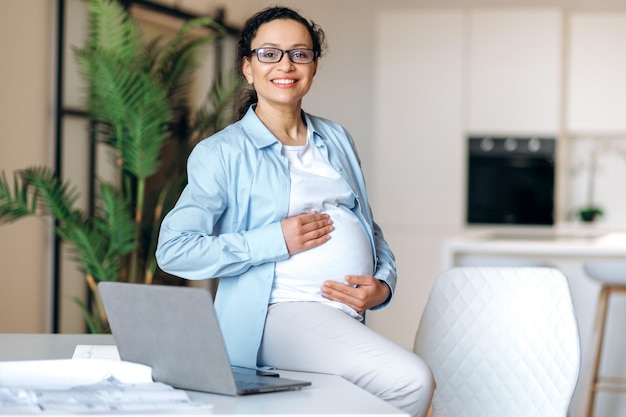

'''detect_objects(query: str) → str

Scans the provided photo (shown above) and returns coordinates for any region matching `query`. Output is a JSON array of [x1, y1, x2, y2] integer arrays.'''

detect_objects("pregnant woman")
[[155, 6, 434, 417]]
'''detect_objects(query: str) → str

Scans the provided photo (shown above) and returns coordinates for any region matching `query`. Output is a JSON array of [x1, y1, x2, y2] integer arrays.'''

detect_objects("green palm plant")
[[0, 0, 241, 333]]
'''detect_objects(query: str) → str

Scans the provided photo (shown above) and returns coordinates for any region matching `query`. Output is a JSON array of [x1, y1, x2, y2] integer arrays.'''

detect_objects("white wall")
[[0, 0, 54, 332]]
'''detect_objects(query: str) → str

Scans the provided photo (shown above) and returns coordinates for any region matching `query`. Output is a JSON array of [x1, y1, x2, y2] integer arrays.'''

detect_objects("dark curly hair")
[[234, 6, 327, 119]]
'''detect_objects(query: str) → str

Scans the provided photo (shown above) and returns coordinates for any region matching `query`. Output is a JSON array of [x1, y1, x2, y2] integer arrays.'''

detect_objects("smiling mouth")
[[272, 79, 297, 85]]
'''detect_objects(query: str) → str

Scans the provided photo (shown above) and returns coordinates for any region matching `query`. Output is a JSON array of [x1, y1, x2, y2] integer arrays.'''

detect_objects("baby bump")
[[274, 206, 373, 295]]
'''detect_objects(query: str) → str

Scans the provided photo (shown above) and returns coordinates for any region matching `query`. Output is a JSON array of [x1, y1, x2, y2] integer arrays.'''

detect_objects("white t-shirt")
[[271, 131, 373, 318]]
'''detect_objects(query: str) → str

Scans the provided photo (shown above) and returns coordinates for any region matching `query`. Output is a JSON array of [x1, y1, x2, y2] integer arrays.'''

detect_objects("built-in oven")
[[466, 136, 556, 225]]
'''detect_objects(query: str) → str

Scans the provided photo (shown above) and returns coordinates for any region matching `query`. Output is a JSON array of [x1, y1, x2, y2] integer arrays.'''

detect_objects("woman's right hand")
[[281, 211, 334, 255]]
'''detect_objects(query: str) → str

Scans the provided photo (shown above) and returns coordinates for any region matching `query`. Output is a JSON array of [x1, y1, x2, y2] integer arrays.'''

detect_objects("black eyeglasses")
[[251, 48, 317, 64]]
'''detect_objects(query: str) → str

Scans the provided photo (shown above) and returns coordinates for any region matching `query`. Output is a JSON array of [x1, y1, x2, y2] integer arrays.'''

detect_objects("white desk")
[[0, 334, 407, 416]]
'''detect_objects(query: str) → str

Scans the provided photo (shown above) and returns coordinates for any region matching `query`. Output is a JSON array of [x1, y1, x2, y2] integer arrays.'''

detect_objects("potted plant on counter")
[[576, 142, 604, 223], [577, 206, 604, 223]]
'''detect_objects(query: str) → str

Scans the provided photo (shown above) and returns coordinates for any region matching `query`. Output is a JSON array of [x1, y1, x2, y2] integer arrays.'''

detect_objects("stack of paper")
[[0, 357, 212, 414], [0, 359, 152, 389]]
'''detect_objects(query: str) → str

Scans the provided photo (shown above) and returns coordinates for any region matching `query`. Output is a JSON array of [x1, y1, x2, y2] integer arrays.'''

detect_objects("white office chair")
[[414, 267, 580, 417]]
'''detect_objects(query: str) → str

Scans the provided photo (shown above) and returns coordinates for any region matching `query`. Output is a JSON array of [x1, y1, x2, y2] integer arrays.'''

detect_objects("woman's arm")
[[156, 141, 334, 280], [155, 142, 286, 279]]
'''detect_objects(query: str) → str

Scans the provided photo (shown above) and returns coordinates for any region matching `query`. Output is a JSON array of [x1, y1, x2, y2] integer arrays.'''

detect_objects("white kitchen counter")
[[442, 229, 626, 270], [442, 227, 626, 417]]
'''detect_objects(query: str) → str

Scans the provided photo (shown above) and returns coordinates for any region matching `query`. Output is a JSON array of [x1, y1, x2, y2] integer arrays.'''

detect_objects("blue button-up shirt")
[[156, 106, 397, 368]]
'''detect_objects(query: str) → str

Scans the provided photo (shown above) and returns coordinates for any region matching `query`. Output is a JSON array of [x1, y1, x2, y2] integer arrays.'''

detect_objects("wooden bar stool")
[[580, 261, 626, 417]]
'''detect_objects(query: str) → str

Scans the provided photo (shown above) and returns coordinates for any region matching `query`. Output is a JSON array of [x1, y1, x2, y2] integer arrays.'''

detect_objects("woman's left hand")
[[321, 275, 390, 314]]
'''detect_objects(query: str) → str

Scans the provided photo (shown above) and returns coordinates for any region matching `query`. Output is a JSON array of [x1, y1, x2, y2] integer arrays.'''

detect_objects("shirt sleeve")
[[370, 219, 397, 310], [155, 141, 289, 280]]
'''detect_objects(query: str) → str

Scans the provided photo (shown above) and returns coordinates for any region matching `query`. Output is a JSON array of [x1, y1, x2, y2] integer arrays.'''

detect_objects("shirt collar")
[[302, 112, 324, 147], [240, 105, 324, 149]]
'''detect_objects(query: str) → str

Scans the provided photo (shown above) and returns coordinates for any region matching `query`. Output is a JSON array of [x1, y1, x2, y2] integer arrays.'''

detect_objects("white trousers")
[[259, 302, 435, 417]]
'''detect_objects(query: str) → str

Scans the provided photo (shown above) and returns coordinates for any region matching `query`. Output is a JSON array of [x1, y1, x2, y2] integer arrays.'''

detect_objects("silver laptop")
[[98, 281, 311, 395]]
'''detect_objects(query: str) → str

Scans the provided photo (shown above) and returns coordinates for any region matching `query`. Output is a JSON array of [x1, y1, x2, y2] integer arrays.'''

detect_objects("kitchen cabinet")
[[368, 10, 466, 348], [369, 8, 564, 347], [567, 12, 626, 134], [372, 10, 465, 228], [467, 9, 563, 134]]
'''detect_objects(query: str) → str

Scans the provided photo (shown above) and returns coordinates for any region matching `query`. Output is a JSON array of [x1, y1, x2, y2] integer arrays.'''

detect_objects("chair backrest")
[[414, 267, 580, 417]]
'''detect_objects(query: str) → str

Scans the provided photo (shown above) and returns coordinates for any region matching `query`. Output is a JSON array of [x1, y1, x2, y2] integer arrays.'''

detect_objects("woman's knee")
[[410, 355, 435, 394], [384, 354, 435, 417]]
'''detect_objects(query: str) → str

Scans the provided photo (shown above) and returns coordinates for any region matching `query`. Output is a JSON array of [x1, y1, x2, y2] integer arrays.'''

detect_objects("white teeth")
[[273, 79, 296, 84]]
